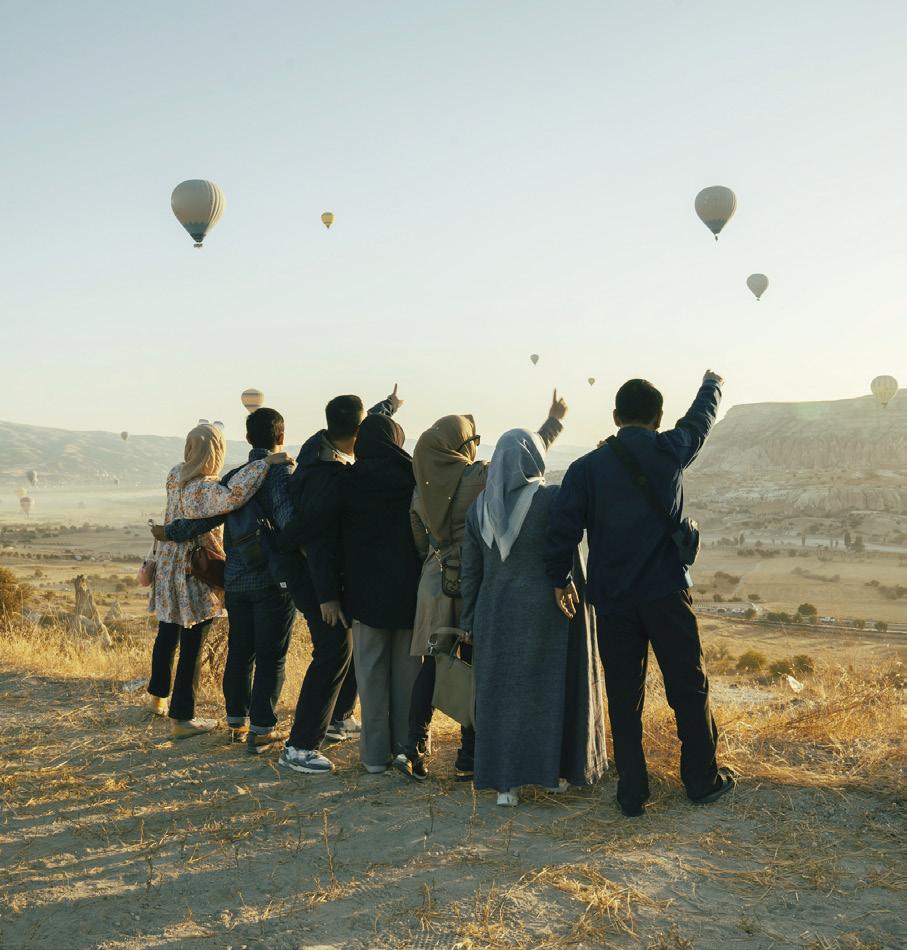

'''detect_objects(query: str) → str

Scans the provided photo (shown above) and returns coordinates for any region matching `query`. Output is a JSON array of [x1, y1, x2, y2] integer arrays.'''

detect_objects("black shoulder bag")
[[606, 436, 700, 567]]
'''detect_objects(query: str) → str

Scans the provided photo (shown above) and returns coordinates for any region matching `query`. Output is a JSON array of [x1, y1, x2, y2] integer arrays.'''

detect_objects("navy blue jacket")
[[544, 380, 721, 614]]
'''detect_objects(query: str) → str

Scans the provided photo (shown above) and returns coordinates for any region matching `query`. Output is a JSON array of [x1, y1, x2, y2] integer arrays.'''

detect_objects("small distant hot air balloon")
[[27, 469, 37, 487], [530, 354, 539, 366], [694, 186, 737, 240], [588, 377, 596, 386], [871, 375, 898, 408], [212, 420, 224, 430], [20, 496, 33, 517], [171, 179, 226, 248], [113, 477, 120, 488], [241, 388, 265, 413], [121, 431, 129, 441], [321, 212, 334, 229], [16, 487, 27, 498], [746, 274, 769, 301]]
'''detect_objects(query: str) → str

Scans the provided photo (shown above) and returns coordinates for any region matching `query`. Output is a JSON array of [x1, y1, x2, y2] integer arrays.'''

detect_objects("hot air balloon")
[[16, 487, 27, 498], [321, 212, 334, 229], [530, 354, 539, 366], [241, 388, 265, 413], [120, 431, 128, 441], [171, 179, 225, 248], [694, 186, 737, 240], [113, 478, 120, 488], [20, 496, 33, 517], [588, 377, 596, 386], [871, 375, 898, 408], [26, 469, 37, 487], [746, 274, 769, 301]]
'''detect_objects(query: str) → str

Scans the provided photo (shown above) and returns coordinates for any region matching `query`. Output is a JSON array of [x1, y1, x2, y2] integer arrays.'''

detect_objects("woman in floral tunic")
[[147, 423, 291, 738]]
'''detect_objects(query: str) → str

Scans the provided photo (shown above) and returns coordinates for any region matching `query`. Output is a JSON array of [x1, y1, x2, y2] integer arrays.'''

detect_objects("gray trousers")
[[351, 622, 422, 767]]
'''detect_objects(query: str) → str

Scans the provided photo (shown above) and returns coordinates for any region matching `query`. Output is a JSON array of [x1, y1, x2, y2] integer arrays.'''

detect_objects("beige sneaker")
[[171, 718, 218, 739], [150, 696, 168, 717], [229, 725, 250, 743], [247, 729, 283, 755]]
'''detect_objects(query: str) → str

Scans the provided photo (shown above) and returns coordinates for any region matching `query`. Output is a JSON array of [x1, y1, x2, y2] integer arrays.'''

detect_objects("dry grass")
[[0, 615, 903, 949]]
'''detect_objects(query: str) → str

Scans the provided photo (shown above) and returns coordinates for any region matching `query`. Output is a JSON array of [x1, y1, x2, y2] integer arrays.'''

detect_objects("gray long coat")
[[461, 484, 607, 791]]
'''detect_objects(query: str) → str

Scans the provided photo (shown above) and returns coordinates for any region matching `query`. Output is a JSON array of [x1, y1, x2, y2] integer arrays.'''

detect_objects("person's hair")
[[325, 395, 366, 440], [615, 379, 663, 425], [246, 408, 284, 449]]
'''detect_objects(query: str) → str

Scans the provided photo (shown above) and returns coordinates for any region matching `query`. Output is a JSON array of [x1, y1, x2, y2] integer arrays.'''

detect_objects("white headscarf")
[[476, 428, 546, 561]]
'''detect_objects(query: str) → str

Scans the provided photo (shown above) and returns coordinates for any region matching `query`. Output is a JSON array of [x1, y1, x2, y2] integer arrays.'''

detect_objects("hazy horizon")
[[2, 1, 904, 448]]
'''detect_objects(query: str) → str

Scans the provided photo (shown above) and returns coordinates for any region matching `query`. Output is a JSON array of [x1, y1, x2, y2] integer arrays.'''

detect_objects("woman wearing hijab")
[[460, 429, 607, 805], [147, 423, 291, 738], [311, 414, 423, 771], [394, 392, 567, 782]]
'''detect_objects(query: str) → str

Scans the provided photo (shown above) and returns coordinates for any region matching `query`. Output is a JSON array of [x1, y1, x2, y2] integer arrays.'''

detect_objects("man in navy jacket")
[[545, 370, 734, 816]]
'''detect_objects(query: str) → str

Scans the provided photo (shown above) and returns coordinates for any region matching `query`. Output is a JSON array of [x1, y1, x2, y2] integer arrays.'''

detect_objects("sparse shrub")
[[769, 657, 794, 676], [747, 593, 761, 602], [791, 654, 814, 675], [797, 603, 818, 617], [743, 607, 757, 620], [854, 619, 866, 630], [875, 621, 889, 633], [0, 567, 31, 627], [736, 650, 767, 673]]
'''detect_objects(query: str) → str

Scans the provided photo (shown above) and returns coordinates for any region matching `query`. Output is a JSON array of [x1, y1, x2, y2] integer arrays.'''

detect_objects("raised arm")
[[661, 371, 723, 468], [459, 504, 485, 635], [368, 383, 404, 418], [544, 459, 590, 617], [537, 389, 568, 449]]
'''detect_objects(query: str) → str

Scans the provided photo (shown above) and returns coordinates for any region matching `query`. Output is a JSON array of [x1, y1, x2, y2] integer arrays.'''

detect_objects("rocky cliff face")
[[689, 391, 907, 515]]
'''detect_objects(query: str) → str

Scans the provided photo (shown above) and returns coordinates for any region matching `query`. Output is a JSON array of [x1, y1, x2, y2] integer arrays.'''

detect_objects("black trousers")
[[223, 587, 296, 731], [286, 562, 357, 750], [148, 619, 213, 722], [405, 649, 476, 761], [597, 590, 719, 808]]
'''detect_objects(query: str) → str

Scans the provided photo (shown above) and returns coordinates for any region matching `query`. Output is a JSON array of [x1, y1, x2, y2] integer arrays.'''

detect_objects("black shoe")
[[689, 768, 737, 805], [392, 752, 429, 782], [617, 797, 646, 818]]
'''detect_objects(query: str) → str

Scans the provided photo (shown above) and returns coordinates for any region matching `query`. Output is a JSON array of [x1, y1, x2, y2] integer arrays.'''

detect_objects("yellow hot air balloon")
[[530, 354, 539, 366], [16, 487, 27, 498], [171, 179, 226, 248], [241, 388, 265, 413], [871, 375, 898, 408], [588, 377, 596, 386], [121, 431, 129, 441], [746, 274, 769, 301], [694, 186, 737, 240], [321, 212, 334, 229]]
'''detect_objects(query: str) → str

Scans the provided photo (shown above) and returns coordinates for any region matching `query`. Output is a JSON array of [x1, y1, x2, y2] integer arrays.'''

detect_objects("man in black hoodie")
[[277, 387, 401, 775]]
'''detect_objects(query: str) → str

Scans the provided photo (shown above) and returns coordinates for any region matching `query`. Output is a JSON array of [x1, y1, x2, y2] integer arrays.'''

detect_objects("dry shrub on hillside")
[[0, 566, 31, 628]]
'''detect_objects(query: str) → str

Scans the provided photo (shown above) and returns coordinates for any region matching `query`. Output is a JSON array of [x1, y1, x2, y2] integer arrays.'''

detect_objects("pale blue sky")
[[2, 1, 904, 448]]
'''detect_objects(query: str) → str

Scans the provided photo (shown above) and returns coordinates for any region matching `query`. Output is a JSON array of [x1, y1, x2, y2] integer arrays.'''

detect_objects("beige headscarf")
[[179, 424, 227, 485], [412, 414, 478, 542]]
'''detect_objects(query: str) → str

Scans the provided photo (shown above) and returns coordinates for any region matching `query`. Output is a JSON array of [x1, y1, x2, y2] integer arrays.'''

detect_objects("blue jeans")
[[223, 587, 296, 731]]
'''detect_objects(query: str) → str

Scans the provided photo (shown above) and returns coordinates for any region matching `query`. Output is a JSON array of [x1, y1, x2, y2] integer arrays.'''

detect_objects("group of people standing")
[[146, 370, 735, 815]]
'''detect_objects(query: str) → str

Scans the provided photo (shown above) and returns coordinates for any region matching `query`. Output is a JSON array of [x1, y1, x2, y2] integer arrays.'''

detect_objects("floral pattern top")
[[149, 460, 271, 627]]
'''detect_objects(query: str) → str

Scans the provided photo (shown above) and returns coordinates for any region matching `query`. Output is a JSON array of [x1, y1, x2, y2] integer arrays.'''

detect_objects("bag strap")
[[427, 470, 465, 556], [606, 436, 678, 532]]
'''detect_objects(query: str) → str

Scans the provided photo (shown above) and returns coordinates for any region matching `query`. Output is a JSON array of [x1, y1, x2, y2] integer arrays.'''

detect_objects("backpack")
[[222, 465, 288, 585]]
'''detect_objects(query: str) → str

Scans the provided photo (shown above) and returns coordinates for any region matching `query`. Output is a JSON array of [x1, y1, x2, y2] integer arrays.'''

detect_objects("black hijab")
[[352, 415, 415, 490]]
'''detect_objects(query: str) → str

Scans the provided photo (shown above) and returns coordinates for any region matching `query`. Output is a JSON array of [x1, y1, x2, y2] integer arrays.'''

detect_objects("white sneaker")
[[325, 718, 361, 742], [278, 746, 335, 775], [497, 789, 519, 807], [363, 763, 388, 774]]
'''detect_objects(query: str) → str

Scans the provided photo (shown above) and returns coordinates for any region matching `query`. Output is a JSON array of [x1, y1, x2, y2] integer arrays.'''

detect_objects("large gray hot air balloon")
[[746, 274, 769, 300], [587, 377, 596, 386], [26, 469, 37, 487], [530, 354, 539, 366], [171, 179, 225, 248], [241, 388, 265, 413], [120, 431, 129, 441], [871, 375, 898, 408], [20, 496, 33, 517], [694, 186, 737, 240]]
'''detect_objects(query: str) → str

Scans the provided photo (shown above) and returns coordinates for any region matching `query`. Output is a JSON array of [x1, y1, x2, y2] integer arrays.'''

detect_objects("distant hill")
[[0, 421, 254, 489]]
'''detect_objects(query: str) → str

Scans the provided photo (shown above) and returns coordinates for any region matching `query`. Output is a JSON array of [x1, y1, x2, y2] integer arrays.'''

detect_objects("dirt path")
[[0, 669, 903, 949]]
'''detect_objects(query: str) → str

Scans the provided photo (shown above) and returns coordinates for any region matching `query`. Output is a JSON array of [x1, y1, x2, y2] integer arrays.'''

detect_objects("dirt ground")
[[0, 614, 903, 950]]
